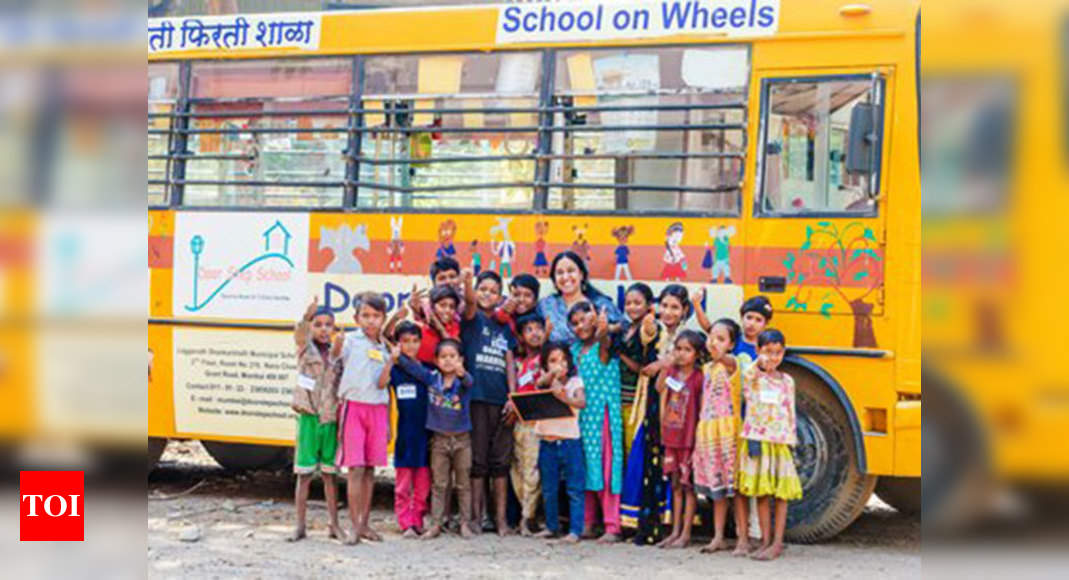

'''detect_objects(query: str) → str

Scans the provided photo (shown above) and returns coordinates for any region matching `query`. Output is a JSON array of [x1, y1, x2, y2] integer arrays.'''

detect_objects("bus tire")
[[201, 441, 290, 471], [876, 476, 921, 516], [783, 363, 876, 543], [148, 437, 167, 473]]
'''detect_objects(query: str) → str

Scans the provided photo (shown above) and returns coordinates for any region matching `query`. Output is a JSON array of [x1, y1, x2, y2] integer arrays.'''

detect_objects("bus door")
[[747, 69, 890, 350]]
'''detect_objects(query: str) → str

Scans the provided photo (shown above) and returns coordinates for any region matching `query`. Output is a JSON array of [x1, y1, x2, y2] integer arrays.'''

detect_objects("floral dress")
[[692, 360, 740, 500], [737, 367, 803, 501]]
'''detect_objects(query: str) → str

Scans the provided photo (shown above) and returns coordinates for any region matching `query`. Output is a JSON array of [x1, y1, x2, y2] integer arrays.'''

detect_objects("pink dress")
[[692, 361, 739, 500]]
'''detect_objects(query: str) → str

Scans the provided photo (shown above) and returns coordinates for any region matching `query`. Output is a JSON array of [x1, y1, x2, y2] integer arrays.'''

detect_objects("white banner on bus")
[[496, 0, 780, 44], [148, 13, 321, 54], [172, 212, 309, 321]]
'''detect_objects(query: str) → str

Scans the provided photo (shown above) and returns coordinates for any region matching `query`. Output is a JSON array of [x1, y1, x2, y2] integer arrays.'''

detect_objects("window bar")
[[171, 61, 193, 207], [535, 49, 556, 210], [163, 100, 744, 119], [345, 55, 364, 208]]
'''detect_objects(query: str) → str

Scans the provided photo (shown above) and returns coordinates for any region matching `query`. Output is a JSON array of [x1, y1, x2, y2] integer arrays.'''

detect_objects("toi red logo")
[[20, 471, 84, 541]]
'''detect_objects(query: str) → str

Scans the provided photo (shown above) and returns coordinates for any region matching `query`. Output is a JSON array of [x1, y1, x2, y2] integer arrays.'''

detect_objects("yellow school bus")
[[922, 0, 1069, 529], [147, 0, 920, 541]]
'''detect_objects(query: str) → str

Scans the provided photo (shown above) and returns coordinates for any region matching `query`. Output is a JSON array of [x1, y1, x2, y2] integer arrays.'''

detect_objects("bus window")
[[921, 77, 1012, 216], [182, 59, 352, 208], [759, 75, 882, 215], [550, 46, 747, 213], [358, 52, 541, 210], [148, 63, 179, 206]]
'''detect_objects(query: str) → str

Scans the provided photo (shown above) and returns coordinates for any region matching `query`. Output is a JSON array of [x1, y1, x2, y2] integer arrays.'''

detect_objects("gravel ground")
[[148, 440, 920, 579]]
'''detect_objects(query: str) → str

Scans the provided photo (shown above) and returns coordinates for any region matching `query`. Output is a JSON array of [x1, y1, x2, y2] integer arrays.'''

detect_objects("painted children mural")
[[661, 222, 687, 281], [701, 225, 736, 284], [571, 223, 591, 263], [436, 219, 457, 260], [387, 216, 404, 272], [490, 217, 516, 279], [533, 221, 549, 277], [612, 225, 634, 281]]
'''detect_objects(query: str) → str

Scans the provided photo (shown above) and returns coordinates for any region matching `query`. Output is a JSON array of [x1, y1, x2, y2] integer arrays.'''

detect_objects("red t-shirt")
[[515, 354, 541, 393], [417, 320, 461, 365], [661, 367, 704, 449]]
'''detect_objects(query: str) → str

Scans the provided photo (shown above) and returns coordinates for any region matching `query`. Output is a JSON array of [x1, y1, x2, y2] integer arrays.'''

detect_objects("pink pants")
[[394, 466, 430, 531], [585, 409, 621, 534]]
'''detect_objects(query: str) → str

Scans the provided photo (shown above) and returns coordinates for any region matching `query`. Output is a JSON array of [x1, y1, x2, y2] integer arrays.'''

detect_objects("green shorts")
[[294, 413, 338, 475]]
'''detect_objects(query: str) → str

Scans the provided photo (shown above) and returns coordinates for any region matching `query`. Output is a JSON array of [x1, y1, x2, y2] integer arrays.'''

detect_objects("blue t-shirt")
[[615, 245, 630, 265], [733, 339, 757, 362], [460, 311, 517, 405], [389, 359, 431, 468], [397, 356, 473, 434]]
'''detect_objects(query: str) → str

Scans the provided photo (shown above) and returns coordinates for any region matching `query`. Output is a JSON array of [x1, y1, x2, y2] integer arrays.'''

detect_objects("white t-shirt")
[[335, 327, 389, 405]]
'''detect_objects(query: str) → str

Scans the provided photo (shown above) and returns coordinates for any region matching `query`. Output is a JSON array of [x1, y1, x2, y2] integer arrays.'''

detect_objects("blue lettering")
[[711, 7, 727, 28], [633, 8, 650, 30], [323, 282, 350, 314], [758, 5, 776, 27], [576, 10, 595, 31], [502, 6, 520, 33], [661, 0, 691, 29], [691, 3, 710, 28], [749, 0, 758, 27], [558, 11, 575, 31], [730, 7, 747, 27], [539, 5, 555, 31], [613, 8, 631, 30]]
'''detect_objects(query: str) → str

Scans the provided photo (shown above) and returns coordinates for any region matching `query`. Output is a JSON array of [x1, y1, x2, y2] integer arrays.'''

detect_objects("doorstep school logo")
[[20, 471, 84, 541]]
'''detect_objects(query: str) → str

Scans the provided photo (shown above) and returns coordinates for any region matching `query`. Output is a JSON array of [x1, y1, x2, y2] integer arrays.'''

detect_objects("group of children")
[[289, 255, 802, 561]]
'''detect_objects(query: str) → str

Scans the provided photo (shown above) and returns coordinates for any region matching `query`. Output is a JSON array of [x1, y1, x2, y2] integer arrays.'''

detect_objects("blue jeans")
[[539, 438, 585, 536]]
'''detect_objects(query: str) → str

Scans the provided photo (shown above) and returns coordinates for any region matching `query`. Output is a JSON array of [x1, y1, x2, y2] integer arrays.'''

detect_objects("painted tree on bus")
[[783, 221, 882, 348]]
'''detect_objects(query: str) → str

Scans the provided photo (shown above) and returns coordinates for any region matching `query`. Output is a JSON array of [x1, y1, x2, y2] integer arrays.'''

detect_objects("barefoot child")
[[693, 319, 741, 554], [332, 292, 390, 545], [619, 283, 670, 545], [461, 270, 518, 535], [511, 313, 547, 536], [289, 298, 343, 542], [569, 302, 624, 544], [399, 338, 475, 540], [379, 321, 432, 538], [654, 330, 706, 549], [737, 329, 802, 561], [534, 341, 586, 543]]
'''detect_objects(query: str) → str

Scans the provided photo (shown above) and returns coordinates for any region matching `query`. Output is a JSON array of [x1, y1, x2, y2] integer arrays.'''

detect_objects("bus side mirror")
[[846, 103, 877, 174]]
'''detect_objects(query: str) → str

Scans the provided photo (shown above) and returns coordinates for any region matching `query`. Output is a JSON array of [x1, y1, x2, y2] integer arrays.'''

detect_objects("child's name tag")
[[396, 384, 417, 400], [665, 376, 685, 393], [759, 387, 780, 405], [297, 374, 317, 391], [367, 348, 384, 362]]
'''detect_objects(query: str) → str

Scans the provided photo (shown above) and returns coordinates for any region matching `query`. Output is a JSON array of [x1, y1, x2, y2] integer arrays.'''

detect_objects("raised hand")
[[642, 311, 657, 335], [304, 296, 319, 321], [502, 295, 518, 314], [595, 307, 609, 338], [691, 287, 705, 308], [389, 342, 401, 362]]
